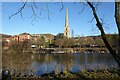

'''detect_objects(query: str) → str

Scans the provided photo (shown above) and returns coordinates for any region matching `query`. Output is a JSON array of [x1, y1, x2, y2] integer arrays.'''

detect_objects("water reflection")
[[29, 53, 118, 75], [2, 51, 32, 75], [3, 52, 119, 76]]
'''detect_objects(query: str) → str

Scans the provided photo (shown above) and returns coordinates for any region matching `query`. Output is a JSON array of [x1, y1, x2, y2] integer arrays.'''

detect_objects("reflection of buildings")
[[64, 8, 70, 38]]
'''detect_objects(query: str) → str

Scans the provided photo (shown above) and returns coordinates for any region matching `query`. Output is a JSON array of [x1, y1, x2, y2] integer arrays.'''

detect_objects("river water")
[[3, 53, 119, 76], [28, 53, 119, 76]]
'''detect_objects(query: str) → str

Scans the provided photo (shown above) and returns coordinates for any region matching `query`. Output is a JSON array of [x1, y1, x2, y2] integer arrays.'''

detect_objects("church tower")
[[64, 7, 70, 38]]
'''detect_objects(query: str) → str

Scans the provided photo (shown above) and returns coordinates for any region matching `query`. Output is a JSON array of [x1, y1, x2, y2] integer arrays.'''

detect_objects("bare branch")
[[88, 17, 95, 23], [87, 1, 120, 67], [78, 2, 86, 14], [30, 3, 41, 24], [95, 1, 102, 11], [46, 3, 51, 21], [59, 2, 64, 12], [20, 11, 24, 19], [9, 0, 27, 19], [78, 2, 87, 14], [100, 15, 105, 24], [33, 2, 38, 9]]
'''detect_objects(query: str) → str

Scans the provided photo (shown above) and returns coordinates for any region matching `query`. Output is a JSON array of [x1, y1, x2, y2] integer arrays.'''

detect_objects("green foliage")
[[55, 33, 65, 39], [80, 69, 120, 79], [4, 69, 120, 80]]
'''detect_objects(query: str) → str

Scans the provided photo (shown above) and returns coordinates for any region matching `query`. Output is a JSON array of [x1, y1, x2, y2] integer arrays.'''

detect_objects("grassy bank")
[[2, 69, 120, 80]]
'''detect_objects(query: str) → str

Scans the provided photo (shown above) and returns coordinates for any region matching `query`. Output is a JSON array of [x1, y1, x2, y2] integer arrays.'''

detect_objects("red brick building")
[[12, 35, 19, 41], [19, 33, 31, 42]]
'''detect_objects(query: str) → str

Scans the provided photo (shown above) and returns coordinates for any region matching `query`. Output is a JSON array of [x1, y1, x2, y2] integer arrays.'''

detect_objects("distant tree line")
[[2, 33, 118, 50]]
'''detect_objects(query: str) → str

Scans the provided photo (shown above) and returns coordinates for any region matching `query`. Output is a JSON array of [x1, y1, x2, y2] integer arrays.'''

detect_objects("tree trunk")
[[115, 0, 120, 53], [87, 2, 120, 68]]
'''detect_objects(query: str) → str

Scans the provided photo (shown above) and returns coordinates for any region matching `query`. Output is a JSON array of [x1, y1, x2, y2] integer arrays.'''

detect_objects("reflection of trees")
[[34, 54, 75, 64], [2, 50, 32, 75], [33, 54, 53, 63], [77, 54, 95, 65], [33, 54, 75, 71], [34, 54, 103, 70], [53, 54, 74, 71], [33, 53, 116, 71]]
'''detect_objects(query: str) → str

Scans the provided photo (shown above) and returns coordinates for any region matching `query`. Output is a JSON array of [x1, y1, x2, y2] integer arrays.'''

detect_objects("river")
[[2, 52, 119, 76]]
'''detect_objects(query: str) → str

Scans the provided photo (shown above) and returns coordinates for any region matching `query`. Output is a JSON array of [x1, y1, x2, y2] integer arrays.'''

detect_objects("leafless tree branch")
[[88, 17, 95, 23], [78, 2, 87, 14], [33, 2, 38, 9], [9, 0, 27, 19], [95, 1, 102, 11], [46, 3, 51, 21], [87, 1, 120, 67], [59, 2, 64, 12], [20, 11, 24, 19]]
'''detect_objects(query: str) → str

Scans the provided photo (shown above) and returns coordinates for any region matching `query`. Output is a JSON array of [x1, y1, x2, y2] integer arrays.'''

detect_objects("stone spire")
[[65, 7, 69, 27], [64, 7, 70, 38]]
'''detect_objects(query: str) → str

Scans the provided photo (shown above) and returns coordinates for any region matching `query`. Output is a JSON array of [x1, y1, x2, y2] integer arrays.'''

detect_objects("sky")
[[2, 2, 118, 37]]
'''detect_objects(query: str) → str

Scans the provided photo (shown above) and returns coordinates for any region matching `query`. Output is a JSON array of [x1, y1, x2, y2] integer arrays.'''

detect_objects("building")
[[12, 35, 19, 41], [1, 34, 12, 49], [31, 34, 41, 37], [31, 34, 41, 41], [42, 34, 54, 43], [31, 33, 54, 43], [19, 33, 31, 42], [64, 7, 70, 38]]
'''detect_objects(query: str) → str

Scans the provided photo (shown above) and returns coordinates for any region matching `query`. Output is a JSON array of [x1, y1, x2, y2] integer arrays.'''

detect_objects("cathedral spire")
[[65, 7, 69, 27], [64, 7, 70, 38]]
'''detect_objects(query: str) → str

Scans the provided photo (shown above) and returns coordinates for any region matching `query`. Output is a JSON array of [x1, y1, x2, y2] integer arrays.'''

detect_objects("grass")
[[2, 69, 120, 80]]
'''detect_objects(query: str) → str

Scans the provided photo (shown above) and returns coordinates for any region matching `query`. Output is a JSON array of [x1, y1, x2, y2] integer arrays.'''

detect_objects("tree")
[[36, 37, 45, 48], [63, 38, 75, 48], [8, 1, 120, 67], [22, 39, 31, 49], [87, 1, 120, 67], [54, 39, 64, 48], [55, 33, 65, 39], [69, 38, 76, 48], [115, 0, 120, 53], [2, 40, 7, 48]]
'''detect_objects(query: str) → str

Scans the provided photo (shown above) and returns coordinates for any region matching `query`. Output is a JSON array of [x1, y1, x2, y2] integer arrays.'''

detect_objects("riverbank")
[[2, 49, 120, 80], [3, 46, 118, 54], [2, 69, 120, 80], [32, 47, 115, 54]]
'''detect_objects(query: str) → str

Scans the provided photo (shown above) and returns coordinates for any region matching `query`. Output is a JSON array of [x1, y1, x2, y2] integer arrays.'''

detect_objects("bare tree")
[[9, 1, 55, 25], [115, 0, 120, 53], [54, 39, 64, 48], [87, 1, 120, 67], [8, 1, 120, 67]]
